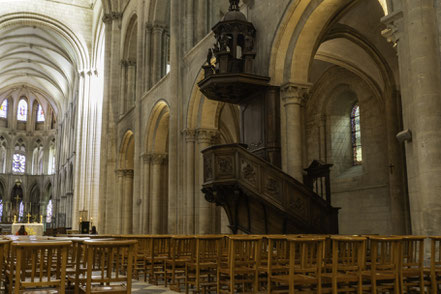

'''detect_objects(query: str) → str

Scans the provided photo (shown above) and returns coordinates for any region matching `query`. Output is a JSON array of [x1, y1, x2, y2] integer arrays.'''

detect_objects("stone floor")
[[132, 280, 179, 293]]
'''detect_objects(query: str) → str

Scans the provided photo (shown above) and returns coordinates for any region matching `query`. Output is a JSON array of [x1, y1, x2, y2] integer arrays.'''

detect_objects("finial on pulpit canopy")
[[229, 0, 240, 11]]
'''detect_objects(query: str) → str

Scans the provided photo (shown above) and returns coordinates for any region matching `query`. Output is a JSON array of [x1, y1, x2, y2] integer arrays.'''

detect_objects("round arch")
[[269, 0, 391, 85], [145, 101, 170, 154], [119, 130, 135, 170]]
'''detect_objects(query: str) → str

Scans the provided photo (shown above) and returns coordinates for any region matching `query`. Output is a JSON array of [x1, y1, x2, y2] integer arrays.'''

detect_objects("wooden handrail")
[[202, 143, 339, 234]]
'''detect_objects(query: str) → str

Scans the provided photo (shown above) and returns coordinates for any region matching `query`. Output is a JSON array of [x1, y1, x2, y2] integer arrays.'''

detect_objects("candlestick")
[[40, 215, 43, 224]]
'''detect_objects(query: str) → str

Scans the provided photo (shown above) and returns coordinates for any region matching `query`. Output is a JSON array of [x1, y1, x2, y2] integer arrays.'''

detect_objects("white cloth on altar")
[[12, 223, 44, 236]]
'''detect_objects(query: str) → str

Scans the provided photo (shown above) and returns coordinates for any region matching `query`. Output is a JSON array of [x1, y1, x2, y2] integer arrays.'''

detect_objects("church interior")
[[0, 0, 440, 292]]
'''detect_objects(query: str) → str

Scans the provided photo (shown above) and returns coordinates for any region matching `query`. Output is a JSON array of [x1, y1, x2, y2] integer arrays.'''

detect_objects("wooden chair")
[[217, 235, 262, 293], [399, 236, 426, 293], [430, 236, 441, 294], [145, 235, 171, 285], [65, 237, 90, 294], [185, 235, 223, 294], [0, 239, 11, 290], [322, 235, 366, 294], [79, 239, 137, 293], [270, 236, 325, 294], [6, 240, 71, 294], [165, 235, 195, 290], [363, 236, 402, 294], [256, 235, 289, 293]]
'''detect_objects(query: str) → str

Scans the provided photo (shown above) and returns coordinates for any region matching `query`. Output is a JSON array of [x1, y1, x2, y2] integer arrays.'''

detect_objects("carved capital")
[[102, 14, 113, 24], [150, 153, 168, 165], [280, 83, 311, 107], [153, 24, 166, 34], [196, 129, 218, 145], [111, 12, 123, 21], [182, 129, 196, 143], [120, 59, 128, 67], [145, 23, 153, 31], [127, 60, 137, 66], [381, 10, 403, 49], [115, 169, 134, 177]]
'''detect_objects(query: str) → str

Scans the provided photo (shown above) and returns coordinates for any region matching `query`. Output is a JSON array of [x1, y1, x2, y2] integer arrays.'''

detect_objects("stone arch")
[[121, 14, 138, 113], [269, 0, 391, 85], [116, 130, 135, 234], [143, 100, 169, 234]]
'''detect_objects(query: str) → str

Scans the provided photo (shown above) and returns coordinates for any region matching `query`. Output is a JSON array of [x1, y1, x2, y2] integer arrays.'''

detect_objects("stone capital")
[[150, 153, 168, 165], [280, 83, 311, 107], [102, 14, 113, 24], [182, 129, 196, 143], [145, 23, 153, 31], [120, 59, 128, 67], [381, 10, 403, 49], [127, 60, 137, 66], [152, 24, 166, 34], [115, 169, 134, 177], [196, 129, 218, 144]]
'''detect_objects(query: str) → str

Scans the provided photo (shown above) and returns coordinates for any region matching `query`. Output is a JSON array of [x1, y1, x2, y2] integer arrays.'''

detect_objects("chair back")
[[227, 236, 262, 272], [195, 235, 223, 264], [81, 239, 137, 293], [369, 236, 402, 273], [10, 240, 71, 294]]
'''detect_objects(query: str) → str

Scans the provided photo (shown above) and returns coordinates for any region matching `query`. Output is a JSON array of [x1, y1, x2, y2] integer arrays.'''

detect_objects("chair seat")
[[79, 285, 127, 294], [361, 271, 396, 280], [21, 290, 59, 294], [271, 274, 318, 284], [322, 272, 359, 282]]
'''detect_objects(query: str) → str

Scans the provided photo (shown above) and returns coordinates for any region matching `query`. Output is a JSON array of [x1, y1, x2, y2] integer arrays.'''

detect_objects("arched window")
[[46, 199, 53, 223], [12, 153, 26, 173], [0, 100, 8, 118], [0, 199, 3, 222], [17, 99, 28, 121], [32, 145, 44, 175], [19, 201, 24, 220], [48, 141, 56, 175], [37, 104, 45, 122], [350, 104, 362, 165]]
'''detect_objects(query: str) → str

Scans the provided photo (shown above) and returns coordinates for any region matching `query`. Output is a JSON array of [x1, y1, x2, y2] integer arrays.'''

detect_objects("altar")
[[12, 223, 44, 236]]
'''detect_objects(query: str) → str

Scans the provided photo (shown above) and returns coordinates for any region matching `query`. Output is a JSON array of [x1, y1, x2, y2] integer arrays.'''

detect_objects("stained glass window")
[[0, 200, 3, 222], [19, 201, 24, 219], [37, 105, 45, 122], [351, 104, 362, 165], [46, 199, 52, 223], [12, 153, 26, 173], [0, 100, 7, 118], [17, 99, 28, 121]]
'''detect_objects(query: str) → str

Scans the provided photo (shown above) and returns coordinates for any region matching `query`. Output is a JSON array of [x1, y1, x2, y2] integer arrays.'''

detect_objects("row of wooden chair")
[[0, 236, 137, 294], [86, 234, 441, 294]]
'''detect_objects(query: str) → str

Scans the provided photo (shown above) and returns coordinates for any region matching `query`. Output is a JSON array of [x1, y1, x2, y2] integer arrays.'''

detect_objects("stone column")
[[185, 0, 194, 51], [152, 25, 164, 85], [144, 24, 153, 90], [142, 154, 152, 233], [280, 83, 310, 181], [196, 0, 207, 42], [119, 60, 128, 115], [122, 169, 134, 234], [383, 3, 441, 235], [115, 170, 125, 233], [127, 60, 136, 108], [196, 129, 217, 234], [183, 129, 195, 234], [319, 114, 327, 161], [150, 154, 167, 234]]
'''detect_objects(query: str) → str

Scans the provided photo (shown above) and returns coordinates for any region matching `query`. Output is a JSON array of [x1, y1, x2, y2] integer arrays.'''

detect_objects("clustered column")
[[280, 83, 310, 181], [196, 129, 218, 234], [183, 129, 196, 234], [150, 154, 168, 234]]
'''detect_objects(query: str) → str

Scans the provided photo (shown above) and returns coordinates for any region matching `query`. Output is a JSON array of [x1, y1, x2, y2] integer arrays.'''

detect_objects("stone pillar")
[[115, 170, 124, 233], [150, 154, 167, 234], [319, 114, 327, 162], [280, 83, 310, 181], [183, 129, 195, 234], [122, 169, 134, 234], [185, 0, 194, 51], [127, 60, 136, 108], [196, 129, 217, 234], [144, 24, 153, 89], [152, 25, 164, 85], [383, 2, 441, 235], [142, 154, 151, 233], [196, 0, 207, 42], [120, 60, 128, 115]]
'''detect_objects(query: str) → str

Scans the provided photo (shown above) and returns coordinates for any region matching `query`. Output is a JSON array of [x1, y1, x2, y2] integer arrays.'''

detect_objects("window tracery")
[[37, 104, 45, 122], [0, 100, 7, 118], [17, 99, 28, 121], [351, 104, 362, 165]]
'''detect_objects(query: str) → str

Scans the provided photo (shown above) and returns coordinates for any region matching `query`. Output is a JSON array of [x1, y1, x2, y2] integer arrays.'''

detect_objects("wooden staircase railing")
[[202, 144, 339, 234]]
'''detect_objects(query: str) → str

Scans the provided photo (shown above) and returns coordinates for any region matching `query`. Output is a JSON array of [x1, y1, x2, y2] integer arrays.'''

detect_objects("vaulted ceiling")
[[0, 25, 78, 113]]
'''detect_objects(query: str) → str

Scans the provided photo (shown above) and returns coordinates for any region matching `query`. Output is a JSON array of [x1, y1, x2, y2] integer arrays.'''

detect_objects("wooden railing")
[[202, 144, 339, 234]]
